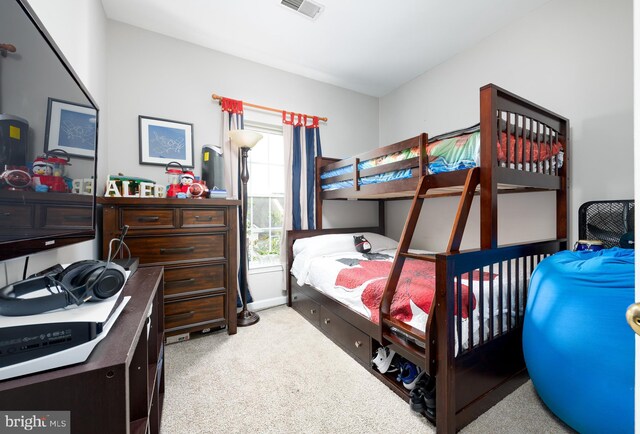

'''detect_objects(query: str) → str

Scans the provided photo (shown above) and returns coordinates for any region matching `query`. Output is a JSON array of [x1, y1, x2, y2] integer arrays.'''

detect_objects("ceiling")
[[100, 0, 551, 97]]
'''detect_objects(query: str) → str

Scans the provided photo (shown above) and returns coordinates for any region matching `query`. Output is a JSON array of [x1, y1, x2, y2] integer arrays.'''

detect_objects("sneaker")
[[371, 347, 396, 374], [399, 362, 422, 390], [409, 374, 436, 414]]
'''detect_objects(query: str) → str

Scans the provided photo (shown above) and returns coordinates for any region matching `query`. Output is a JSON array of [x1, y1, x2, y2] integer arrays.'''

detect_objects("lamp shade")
[[229, 129, 263, 149]]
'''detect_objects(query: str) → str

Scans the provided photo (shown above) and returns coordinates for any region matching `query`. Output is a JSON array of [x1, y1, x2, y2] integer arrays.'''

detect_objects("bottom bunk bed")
[[287, 228, 566, 432]]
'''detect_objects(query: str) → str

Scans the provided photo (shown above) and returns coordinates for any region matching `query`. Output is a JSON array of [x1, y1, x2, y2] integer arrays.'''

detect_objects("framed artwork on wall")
[[44, 98, 98, 158], [139, 115, 194, 167]]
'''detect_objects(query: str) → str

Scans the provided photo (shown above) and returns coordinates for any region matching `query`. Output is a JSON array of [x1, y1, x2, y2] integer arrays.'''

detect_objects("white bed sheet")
[[292, 248, 481, 351]]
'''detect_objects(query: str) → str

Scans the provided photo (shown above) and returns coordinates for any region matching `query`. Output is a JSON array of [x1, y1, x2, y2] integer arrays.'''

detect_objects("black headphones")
[[0, 260, 126, 316]]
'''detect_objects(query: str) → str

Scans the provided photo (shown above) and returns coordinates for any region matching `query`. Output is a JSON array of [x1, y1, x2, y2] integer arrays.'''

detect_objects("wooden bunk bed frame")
[[286, 84, 569, 433]]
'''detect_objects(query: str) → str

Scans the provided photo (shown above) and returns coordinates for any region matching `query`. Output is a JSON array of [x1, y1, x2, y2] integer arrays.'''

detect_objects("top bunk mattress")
[[320, 123, 564, 191]]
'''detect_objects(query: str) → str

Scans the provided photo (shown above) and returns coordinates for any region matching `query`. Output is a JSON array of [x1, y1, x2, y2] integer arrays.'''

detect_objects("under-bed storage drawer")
[[291, 288, 320, 325], [319, 306, 370, 363]]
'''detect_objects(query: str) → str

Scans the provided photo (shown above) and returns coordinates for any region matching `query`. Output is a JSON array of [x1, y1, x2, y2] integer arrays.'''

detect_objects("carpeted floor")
[[161, 305, 573, 433]]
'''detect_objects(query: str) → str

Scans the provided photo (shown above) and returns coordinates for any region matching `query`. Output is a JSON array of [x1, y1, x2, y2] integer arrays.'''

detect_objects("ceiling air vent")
[[280, 0, 324, 20]]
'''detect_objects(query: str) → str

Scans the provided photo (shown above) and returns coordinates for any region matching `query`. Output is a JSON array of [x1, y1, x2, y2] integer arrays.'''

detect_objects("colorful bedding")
[[291, 233, 526, 351], [320, 124, 564, 191], [293, 247, 491, 351]]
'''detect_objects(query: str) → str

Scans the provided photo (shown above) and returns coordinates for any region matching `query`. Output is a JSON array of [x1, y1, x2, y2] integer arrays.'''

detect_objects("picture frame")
[[44, 98, 98, 158], [139, 116, 194, 167]]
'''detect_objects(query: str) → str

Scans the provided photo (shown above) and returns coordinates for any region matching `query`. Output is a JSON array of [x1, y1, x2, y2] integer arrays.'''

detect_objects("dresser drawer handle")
[[310, 308, 316, 315], [292, 295, 298, 301], [323, 318, 330, 325], [64, 215, 91, 221], [138, 216, 160, 222], [166, 311, 195, 321], [165, 278, 195, 287], [160, 247, 195, 255], [194, 215, 213, 221], [354, 340, 362, 348]]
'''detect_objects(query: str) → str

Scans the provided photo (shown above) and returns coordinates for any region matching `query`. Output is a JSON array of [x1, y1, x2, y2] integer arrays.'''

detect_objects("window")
[[245, 122, 284, 270]]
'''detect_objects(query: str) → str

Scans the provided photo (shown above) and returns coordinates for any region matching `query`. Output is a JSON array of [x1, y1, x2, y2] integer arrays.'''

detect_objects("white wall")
[[380, 0, 633, 251], [1, 0, 108, 285], [106, 21, 380, 305]]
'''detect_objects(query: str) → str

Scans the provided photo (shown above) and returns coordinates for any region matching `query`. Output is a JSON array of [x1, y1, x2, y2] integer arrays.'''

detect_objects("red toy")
[[31, 149, 71, 192], [180, 171, 195, 194], [165, 161, 184, 198]]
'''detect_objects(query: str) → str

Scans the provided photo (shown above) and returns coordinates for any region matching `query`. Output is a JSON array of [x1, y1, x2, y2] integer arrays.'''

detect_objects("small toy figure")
[[180, 171, 195, 194], [353, 235, 372, 253], [31, 150, 71, 192], [31, 157, 53, 191]]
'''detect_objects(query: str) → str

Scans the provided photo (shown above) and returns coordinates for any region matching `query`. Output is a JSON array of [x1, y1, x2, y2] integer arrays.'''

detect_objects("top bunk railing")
[[481, 84, 569, 191], [317, 133, 428, 197], [316, 84, 569, 201]]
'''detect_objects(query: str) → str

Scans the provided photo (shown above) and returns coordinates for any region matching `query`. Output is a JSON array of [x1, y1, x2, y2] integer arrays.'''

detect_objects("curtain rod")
[[211, 93, 328, 123]]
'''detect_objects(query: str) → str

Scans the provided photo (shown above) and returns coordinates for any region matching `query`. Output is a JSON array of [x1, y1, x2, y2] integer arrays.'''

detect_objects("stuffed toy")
[[354, 235, 372, 253]]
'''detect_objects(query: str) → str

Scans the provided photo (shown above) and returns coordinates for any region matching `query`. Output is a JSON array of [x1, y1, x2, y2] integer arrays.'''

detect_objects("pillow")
[[290, 232, 399, 286], [292, 232, 398, 257], [362, 232, 399, 253], [292, 233, 356, 257]]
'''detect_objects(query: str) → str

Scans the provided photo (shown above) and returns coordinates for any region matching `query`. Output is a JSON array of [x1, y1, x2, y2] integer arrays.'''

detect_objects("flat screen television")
[[0, 0, 99, 261]]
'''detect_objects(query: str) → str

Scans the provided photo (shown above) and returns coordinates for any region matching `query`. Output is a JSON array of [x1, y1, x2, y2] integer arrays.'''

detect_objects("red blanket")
[[497, 131, 562, 164], [335, 259, 477, 324]]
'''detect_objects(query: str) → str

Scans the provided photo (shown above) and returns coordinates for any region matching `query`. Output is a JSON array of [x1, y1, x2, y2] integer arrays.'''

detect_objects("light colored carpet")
[[161, 305, 573, 433]]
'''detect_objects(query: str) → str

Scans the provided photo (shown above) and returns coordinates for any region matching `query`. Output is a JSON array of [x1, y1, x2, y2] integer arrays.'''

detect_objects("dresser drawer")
[[320, 306, 370, 363], [42, 206, 92, 228], [163, 263, 225, 298], [164, 295, 225, 332], [126, 234, 226, 264], [181, 208, 226, 228], [121, 208, 175, 230], [0, 204, 33, 228], [291, 287, 320, 325]]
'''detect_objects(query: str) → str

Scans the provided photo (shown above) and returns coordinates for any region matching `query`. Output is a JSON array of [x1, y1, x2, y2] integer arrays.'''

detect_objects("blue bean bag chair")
[[523, 248, 634, 434]]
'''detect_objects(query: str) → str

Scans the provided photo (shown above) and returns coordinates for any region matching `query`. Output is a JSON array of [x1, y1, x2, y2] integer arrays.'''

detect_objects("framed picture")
[[139, 116, 194, 167], [44, 98, 98, 158]]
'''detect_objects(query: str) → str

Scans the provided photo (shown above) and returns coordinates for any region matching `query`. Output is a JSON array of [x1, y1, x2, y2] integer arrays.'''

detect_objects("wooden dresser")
[[99, 197, 239, 337]]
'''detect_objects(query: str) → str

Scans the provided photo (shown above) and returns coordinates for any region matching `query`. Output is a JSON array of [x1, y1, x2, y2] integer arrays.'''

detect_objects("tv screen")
[[0, 0, 98, 260]]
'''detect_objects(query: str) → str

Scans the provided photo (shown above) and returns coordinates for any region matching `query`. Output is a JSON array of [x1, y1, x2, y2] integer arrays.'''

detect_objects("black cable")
[[22, 256, 29, 280]]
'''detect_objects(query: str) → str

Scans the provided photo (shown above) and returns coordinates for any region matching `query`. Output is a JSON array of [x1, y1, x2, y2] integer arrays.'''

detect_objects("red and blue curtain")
[[281, 113, 322, 265]]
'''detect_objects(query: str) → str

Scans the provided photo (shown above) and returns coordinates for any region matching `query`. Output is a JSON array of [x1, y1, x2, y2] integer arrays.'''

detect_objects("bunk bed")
[[286, 84, 569, 433]]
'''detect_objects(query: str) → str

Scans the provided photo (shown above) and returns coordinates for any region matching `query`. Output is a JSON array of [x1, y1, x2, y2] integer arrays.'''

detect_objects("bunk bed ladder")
[[379, 168, 480, 367]]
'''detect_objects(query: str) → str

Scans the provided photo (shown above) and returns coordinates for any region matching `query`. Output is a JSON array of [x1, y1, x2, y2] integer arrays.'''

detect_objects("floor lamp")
[[229, 129, 263, 327]]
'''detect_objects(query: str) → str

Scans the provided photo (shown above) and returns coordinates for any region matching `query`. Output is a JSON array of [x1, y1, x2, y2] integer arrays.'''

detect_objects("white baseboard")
[[247, 296, 286, 312]]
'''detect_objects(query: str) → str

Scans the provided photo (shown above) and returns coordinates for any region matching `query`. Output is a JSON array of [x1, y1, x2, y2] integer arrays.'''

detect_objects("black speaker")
[[0, 260, 126, 316], [0, 114, 28, 170]]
